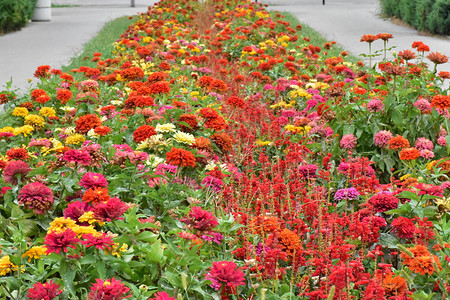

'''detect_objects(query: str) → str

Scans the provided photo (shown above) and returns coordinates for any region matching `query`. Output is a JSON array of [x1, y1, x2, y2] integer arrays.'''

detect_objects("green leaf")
[[147, 240, 163, 263], [379, 233, 400, 249]]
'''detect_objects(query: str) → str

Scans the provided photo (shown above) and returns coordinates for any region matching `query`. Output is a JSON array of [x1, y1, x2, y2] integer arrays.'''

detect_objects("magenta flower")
[[181, 206, 218, 231], [44, 229, 80, 254], [2, 160, 30, 185], [205, 261, 245, 294], [27, 280, 63, 300], [63, 201, 93, 225], [366, 99, 384, 112], [150, 292, 175, 300], [63, 149, 92, 166], [93, 197, 129, 222], [88, 277, 131, 300], [18, 182, 54, 214], [82, 233, 114, 251], [79, 172, 108, 189]]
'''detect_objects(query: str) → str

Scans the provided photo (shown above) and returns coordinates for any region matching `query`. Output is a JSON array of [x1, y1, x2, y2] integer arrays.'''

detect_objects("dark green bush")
[[380, 0, 450, 35], [0, 0, 37, 35]]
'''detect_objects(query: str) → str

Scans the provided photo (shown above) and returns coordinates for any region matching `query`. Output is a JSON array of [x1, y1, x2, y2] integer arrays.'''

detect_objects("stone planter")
[[32, 0, 51, 22]]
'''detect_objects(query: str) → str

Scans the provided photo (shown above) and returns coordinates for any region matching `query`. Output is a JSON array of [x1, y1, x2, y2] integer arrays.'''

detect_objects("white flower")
[[155, 123, 176, 133], [173, 131, 195, 145], [87, 129, 100, 139]]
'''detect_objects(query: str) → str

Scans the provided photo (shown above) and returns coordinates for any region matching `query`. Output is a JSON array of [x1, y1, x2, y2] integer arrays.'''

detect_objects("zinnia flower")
[[414, 98, 432, 114], [334, 187, 360, 200], [177, 114, 198, 132], [75, 114, 102, 134], [415, 137, 433, 150], [210, 132, 233, 153], [369, 192, 398, 213], [64, 201, 93, 225], [388, 135, 410, 150], [133, 125, 157, 143], [18, 182, 54, 214], [79, 172, 108, 189], [391, 216, 415, 239], [88, 278, 131, 300], [181, 206, 218, 231], [62, 149, 92, 166], [27, 280, 63, 300], [44, 228, 80, 254], [374, 130, 393, 148], [431, 95, 450, 110], [340, 134, 357, 149], [0, 255, 19, 276], [399, 147, 420, 160], [205, 261, 245, 294], [427, 52, 448, 65], [82, 232, 115, 251], [82, 187, 110, 204], [150, 291, 175, 300], [226, 96, 246, 108], [166, 147, 196, 167], [400, 245, 441, 275], [366, 99, 384, 112], [93, 197, 129, 222]]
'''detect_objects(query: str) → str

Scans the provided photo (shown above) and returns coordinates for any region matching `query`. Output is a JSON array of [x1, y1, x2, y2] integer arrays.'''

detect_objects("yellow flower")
[[255, 139, 273, 146], [12, 107, 29, 117], [173, 131, 195, 145], [0, 127, 15, 134], [0, 255, 19, 276], [47, 217, 78, 233], [284, 125, 311, 135], [79, 211, 105, 226], [24, 114, 45, 128], [13, 125, 34, 136], [22, 246, 47, 262], [66, 134, 85, 145], [39, 107, 56, 118], [72, 225, 99, 237], [155, 123, 176, 133]]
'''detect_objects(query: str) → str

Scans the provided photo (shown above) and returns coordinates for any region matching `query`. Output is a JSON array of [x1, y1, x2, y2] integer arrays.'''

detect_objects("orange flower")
[[400, 245, 441, 275], [388, 135, 410, 150], [249, 216, 280, 235], [399, 147, 420, 160], [427, 52, 448, 65], [360, 34, 379, 43], [56, 89, 73, 104], [94, 126, 112, 136], [193, 137, 211, 151], [82, 187, 110, 204], [210, 132, 233, 153], [278, 228, 302, 257], [75, 114, 102, 134], [166, 147, 196, 167], [377, 33, 393, 41], [431, 95, 450, 110], [133, 125, 156, 143], [31, 89, 50, 104], [178, 114, 198, 132], [381, 274, 408, 297]]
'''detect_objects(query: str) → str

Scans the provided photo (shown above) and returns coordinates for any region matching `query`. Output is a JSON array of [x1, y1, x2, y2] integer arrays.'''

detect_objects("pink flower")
[[82, 233, 114, 250], [414, 98, 432, 114], [437, 136, 447, 146], [415, 137, 433, 150], [45, 229, 80, 254], [2, 160, 30, 185], [79, 172, 108, 189], [181, 206, 218, 231], [88, 278, 131, 300], [374, 130, 393, 148], [205, 261, 245, 294], [340, 134, 357, 149], [18, 182, 54, 214], [419, 149, 434, 159], [63, 149, 92, 166], [201, 176, 223, 192], [27, 280, 63, 300], [93, 197, 129, 222], [367, 99, 384, 112]]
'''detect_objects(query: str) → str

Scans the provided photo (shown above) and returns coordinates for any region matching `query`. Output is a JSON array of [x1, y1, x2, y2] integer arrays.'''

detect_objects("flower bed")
[[0, 0, 450, 299]]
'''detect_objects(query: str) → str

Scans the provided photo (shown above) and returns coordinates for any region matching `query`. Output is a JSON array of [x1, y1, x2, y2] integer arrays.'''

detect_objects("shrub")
[[0, 0, 37, 35], [426, 0, 450, 34], [415, 0, 435, 30]]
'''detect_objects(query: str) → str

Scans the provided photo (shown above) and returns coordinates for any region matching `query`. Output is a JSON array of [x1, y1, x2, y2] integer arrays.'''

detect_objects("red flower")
[[94, 125, 112, 136], [93, 197, 129, 222], [391, 216, 416, 239], [6, 147, 29, 160], [148, 81, 171, 94], [63, 201, 93, 225], [166, 147, 196, 167], [56, 89, 73, 104], [31, 89, 50, 104], [133, 125, 157, 143], [199, 107, 219, 119], [369, 193, 398, 213], [398, 49, 417, 61], [205, 261, 245, 294], [226, 96, 246, 108], [27, 280, 63, 300], [181, 206, 218, 231], [34, 65, 51, 78], [427, 52, 449, 65], [75, 114, 102, 134], [79, 172, 108, 189], [2, 160, 30, 185], [88, 278, 131, 300], [45, 229, 80, 254], [18, 182, 54, 214], [150, 291, 175, 300], [210, 132, 233, 153], [178, 114, 198, 132]]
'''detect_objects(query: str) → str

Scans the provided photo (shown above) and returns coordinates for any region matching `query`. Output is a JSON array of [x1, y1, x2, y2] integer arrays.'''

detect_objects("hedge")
[[0, 0, 38, 35], [380, 0, 450, 35]]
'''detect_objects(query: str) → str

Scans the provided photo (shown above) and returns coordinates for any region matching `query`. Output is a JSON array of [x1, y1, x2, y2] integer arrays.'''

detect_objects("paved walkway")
[[1, 0, 449, 95], [264, 0, 450, 74], [0, 0, 156, 93]]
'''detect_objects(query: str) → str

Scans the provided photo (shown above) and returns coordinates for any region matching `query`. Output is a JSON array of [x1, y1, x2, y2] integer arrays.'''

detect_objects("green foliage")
[[0, 0, 37, 35], [380, 0, 450, 35]]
